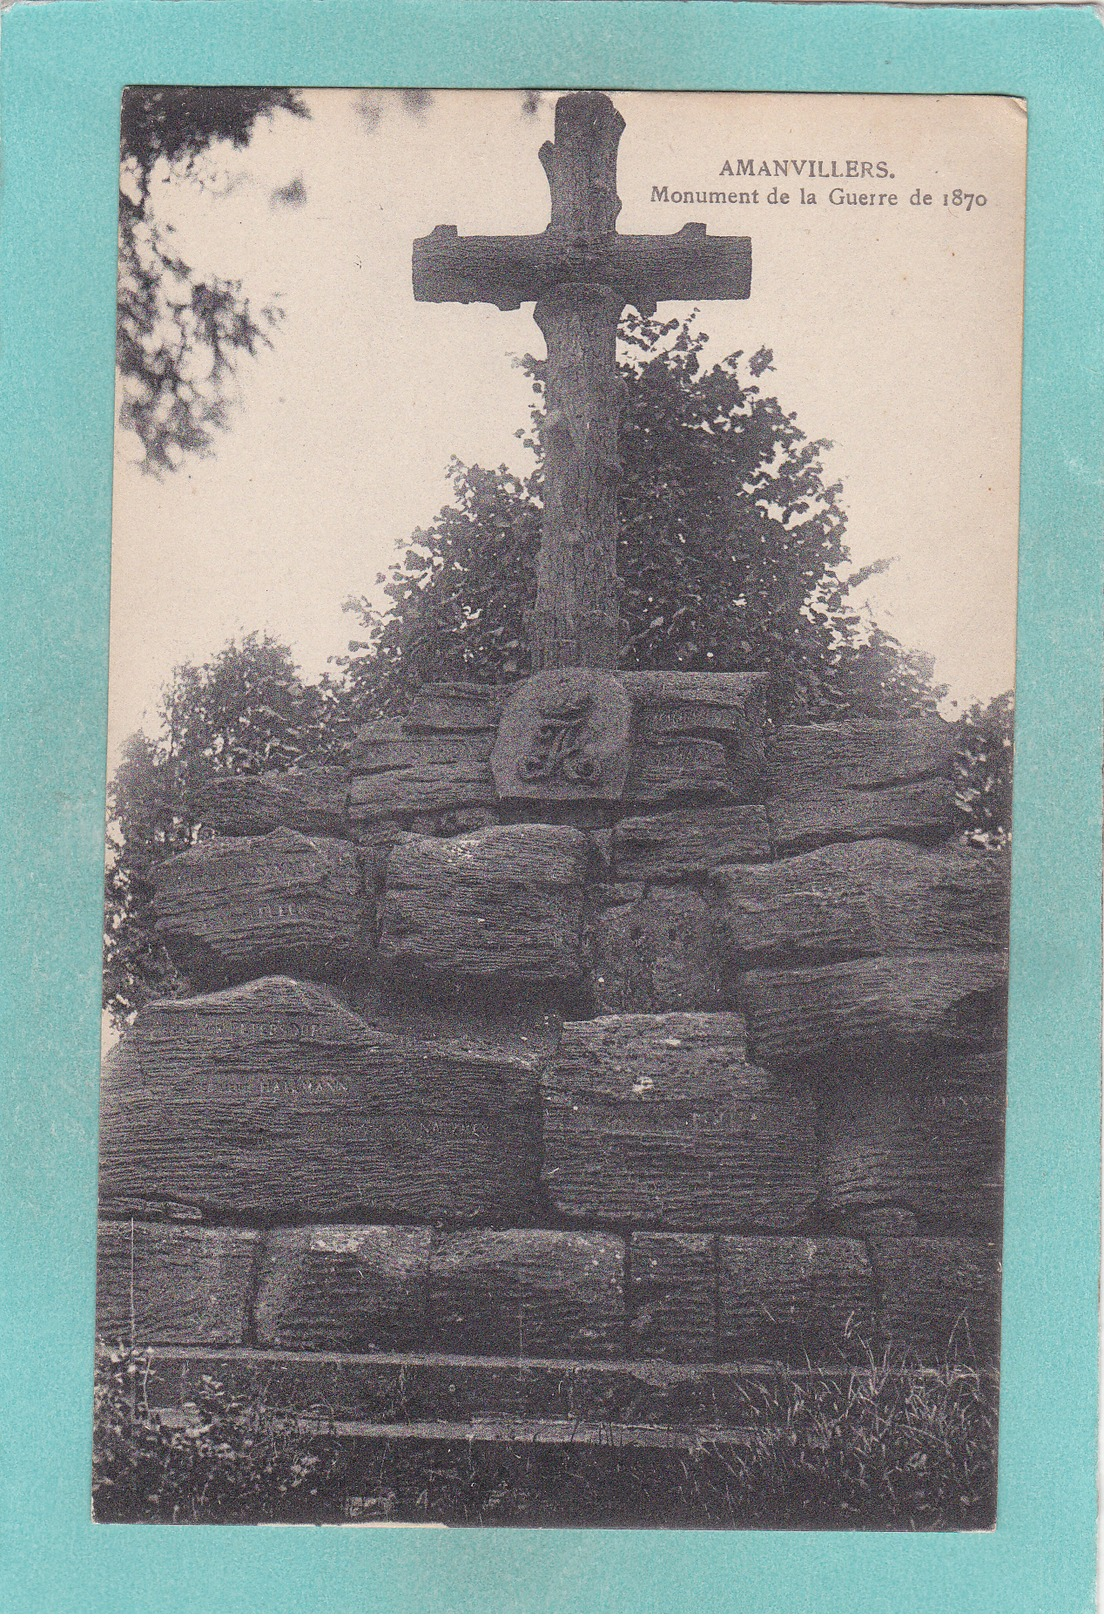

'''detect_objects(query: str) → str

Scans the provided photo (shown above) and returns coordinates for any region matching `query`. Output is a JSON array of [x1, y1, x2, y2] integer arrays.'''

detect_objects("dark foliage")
[[117, 86, 309, 472], [93, 1345, 345, 1524], [954, 691, 1014, 849], [340, 313, 942, 725], [103, 633, 345, 1025]]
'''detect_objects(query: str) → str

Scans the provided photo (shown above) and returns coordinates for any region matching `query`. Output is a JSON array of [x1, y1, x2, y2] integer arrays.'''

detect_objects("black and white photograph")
[[93, 85, 1024, 1530]]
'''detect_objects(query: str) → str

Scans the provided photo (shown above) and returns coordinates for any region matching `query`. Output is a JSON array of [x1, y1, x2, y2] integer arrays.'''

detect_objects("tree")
[[118, 87, 309, 473], [954, 691, 1014, 850], [341, 312, 942, 724], [103, 633, 343, 1025]]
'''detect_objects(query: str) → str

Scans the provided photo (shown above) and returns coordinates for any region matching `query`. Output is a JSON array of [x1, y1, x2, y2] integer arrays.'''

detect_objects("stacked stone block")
[[98, 676, 1007, 1394]]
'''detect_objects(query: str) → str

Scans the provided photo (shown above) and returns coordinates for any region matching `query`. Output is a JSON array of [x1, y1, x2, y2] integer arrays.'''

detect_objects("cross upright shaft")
[[413, 92, 752, 670]]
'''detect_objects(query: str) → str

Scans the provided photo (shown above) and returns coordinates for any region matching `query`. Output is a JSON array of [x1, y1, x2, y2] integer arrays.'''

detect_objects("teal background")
[[0, 1, 1100, 1609]]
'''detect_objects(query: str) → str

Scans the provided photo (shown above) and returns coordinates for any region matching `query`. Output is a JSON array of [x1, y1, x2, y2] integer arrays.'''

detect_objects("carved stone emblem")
[[491, 670, 632, 802]]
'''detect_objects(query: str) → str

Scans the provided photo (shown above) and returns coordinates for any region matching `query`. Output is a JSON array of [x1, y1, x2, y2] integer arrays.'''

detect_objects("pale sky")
[[108, 89, 1026, 760]]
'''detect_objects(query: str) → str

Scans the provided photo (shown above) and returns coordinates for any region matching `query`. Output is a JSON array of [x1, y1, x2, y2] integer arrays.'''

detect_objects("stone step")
[[136, 1347, 994, 1436], [283, 1416, 766, 1450]]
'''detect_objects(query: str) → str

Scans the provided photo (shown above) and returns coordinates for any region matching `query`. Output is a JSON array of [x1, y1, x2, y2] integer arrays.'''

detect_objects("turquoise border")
[[1, 2, 1100, 1610]]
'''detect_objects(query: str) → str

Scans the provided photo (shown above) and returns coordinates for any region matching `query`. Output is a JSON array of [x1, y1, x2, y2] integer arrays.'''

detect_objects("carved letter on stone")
[[491, 669, 631, 802]]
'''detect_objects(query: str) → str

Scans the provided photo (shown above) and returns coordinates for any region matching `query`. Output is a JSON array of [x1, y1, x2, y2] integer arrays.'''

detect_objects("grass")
[[92, 1346, 998, 1530]]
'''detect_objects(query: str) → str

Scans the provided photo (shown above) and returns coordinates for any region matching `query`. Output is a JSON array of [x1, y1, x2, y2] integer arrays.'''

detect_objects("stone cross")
[[413, 91, 752, 672]]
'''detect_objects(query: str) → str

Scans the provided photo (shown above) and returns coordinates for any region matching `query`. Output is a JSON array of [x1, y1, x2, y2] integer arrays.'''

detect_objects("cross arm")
[[412, 225, 558, 312], [413, 222, 752, 314], [612, 223, 752, 307]]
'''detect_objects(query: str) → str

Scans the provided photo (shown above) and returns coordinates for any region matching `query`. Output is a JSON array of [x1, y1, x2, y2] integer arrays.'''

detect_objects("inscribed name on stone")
[[491, 670, 631, 802], [152, 827, 371, 989], [541, 1012, 818, 1230], [99, 977, 542, 1222]]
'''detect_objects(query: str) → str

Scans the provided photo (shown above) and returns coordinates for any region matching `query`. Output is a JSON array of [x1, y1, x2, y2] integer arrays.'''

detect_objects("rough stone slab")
[[351, 729, 494, 775], [348, 718, 406, 767], [349, 761, 495, 826], [593, 886, 726, 1013], [869, 1238, 1001, 1363], [612, 804, 772, 883], [821, 1078, 1005, 1234], [152, 828, 371, 989], [764, 716, 957, 796], [739, 951, 1008, 1073], [99, 977, 542, 1222], [767, 778, 956, 857], [591, 880, 646, 907], [621, 671, 767, 798], [717, 1237, 874, 1362], [96, 1221, 258, 1346], [356, 819, 409, 891], [629, 1233, 716, 1362], [192, 768, 349, 839], [624, 738, 733, 805], [843, 1207, 920, 1237], [427, 1230, 625, 1358], [714, 838, 1010, 969], [621, 670, 766, 705], [254, 1226, 432, 1351], [405, 681, 509, 733], [379, 823, 590, 985], [542, 1013, 818, 1230]]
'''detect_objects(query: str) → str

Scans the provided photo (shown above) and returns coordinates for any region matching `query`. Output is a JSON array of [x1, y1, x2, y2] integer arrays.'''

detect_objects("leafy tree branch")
[[117, 87, 308, 473]]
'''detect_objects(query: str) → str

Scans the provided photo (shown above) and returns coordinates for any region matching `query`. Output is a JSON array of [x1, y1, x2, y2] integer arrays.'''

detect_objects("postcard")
[[1, 2, 1100, 1610], [94, 83, 1023, 1531]]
